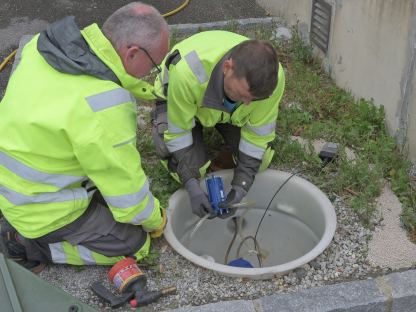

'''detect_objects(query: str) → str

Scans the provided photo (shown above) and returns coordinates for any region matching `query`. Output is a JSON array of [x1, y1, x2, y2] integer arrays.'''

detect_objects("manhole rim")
[[164, 169, 337, 279]]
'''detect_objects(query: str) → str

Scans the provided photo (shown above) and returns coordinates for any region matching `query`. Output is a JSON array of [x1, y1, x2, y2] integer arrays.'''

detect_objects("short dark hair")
[[230, 40, 279, 99]]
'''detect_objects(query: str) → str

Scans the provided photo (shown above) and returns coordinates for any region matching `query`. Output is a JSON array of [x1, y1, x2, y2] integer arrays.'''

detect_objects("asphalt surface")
[[0, 0, 267, 28], [0, 0, 267, 94]]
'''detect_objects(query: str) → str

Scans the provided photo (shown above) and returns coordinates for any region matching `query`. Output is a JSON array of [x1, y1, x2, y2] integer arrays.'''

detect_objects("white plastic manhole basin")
[[164, 169, 337, 279]]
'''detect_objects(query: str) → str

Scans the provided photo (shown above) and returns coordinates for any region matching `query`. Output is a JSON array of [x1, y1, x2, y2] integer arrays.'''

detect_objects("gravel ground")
[[39, 194, 383, 311]]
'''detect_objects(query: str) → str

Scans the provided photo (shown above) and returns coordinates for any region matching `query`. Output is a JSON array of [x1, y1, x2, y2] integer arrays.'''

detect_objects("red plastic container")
[[108, 257, 147, 293]]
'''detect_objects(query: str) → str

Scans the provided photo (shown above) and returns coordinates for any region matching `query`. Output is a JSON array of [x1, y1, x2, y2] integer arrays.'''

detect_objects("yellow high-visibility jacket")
[[154, 31, 285, 187], [0, 17, 162, 238]]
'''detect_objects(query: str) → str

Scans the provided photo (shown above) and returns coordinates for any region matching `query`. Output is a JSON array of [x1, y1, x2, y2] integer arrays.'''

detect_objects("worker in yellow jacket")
[[0, 2, 169, 272], [152, 31, 285, 219]]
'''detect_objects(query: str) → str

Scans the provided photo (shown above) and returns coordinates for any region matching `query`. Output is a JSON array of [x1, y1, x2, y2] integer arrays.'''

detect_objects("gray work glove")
[[185, 178, 214, 218], [218, 185, 247, 219]]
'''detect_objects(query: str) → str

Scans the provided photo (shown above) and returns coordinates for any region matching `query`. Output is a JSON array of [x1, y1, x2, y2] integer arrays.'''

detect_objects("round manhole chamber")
[[164, 169, 337, 279]]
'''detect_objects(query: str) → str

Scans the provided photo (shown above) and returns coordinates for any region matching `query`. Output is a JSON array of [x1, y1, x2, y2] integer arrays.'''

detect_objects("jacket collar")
[[81, 23, 155, 100], [202, 51, 232, 112], [37, 16, 120, 84]]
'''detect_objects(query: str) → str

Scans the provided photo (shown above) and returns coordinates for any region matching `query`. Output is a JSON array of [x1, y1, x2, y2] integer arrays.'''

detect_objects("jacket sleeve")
[[73, 87, 162, 230], [163, 65, 203, 184], [232, 63, 285, 191]]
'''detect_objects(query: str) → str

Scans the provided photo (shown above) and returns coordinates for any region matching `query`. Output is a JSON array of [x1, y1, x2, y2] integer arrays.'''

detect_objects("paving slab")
[[367, 184, 416, 269]]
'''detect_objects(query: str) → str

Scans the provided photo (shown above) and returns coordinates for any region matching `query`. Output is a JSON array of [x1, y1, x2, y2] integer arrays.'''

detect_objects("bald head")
[[102, 2, 169, 78], [102, 2, 169, 52]]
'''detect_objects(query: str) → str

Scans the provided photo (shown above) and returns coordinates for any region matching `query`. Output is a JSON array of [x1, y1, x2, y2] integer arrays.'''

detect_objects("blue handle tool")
[[205, 175, 230, 216]]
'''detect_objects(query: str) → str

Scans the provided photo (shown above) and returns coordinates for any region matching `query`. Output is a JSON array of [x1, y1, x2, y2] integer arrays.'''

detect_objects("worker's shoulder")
[[176, 30, 248, 48]]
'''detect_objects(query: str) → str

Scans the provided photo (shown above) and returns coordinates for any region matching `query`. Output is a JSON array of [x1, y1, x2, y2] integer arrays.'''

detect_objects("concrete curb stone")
[[170, 299, 256, 312], [384, 270, 416, 312], [260, 278, 386, 312], [168, 270, 416, 312], [169, 17, 282, 37]]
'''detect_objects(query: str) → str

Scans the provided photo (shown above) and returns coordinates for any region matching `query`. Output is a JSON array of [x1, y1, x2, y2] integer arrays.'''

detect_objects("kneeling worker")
[[0, 2, 169, 272], [152, 31, 285, 219]]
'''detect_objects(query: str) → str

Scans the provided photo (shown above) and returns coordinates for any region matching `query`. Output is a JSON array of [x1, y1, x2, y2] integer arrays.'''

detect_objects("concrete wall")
[[409, 64, 416, 160], [256, 0, 416, 163], [256, 0, 311, 26]]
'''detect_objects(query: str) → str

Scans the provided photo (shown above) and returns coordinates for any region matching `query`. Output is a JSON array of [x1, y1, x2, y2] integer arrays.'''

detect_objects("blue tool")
[[205, 175, 230, 217]]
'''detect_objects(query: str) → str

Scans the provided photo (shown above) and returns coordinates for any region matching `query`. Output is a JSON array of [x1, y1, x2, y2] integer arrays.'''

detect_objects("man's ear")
[[125, 45, 140, 62], [222, 59, 234, 75]]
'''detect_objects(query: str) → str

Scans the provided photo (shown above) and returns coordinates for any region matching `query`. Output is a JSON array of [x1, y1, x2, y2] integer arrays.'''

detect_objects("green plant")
[[140, 249, 161, 271], [269, 27, 416, 233]]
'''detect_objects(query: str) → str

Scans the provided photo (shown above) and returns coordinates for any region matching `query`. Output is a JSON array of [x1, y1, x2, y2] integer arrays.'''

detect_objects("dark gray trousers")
[[151, 102, 241, 176], [23, 191, 147, 262]]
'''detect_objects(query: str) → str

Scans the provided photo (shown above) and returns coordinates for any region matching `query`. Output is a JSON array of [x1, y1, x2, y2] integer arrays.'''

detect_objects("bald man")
[[0, 2, 169, 272]]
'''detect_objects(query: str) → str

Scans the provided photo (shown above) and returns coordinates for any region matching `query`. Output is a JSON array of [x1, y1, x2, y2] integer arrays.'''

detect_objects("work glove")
[[143, 209, 167, 238], [185, 178, 214, 218], [218, 185, 247, 219]]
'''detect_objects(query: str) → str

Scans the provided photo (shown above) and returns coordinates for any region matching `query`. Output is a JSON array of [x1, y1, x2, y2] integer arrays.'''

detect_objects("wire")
[[236, 235, 262, 267], [224, 217, 238, 265], [0, 49, 17, 72], [252, 161, 332, 267], [222, 172, 303, 268], [253, 170, 303, 241], [162, 0, 190, 18]]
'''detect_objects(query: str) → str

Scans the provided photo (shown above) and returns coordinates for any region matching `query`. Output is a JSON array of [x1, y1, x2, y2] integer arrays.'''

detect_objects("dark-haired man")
[[152, 31, 285, 219]]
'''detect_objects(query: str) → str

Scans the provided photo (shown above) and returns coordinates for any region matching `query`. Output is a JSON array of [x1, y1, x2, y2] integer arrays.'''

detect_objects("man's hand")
[[185, 178, 214, 218], [144, 209, 167, 238], [218, 185, 247, 219]]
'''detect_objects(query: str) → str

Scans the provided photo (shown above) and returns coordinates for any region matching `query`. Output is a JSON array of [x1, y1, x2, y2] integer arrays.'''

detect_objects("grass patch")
[[270, 31, 416, 234], [136, 127, 180, 208]]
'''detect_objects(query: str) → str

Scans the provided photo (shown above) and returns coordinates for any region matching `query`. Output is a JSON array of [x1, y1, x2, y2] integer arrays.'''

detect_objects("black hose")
[[236, 235, 262, 267], [224, 217, 238, 265]]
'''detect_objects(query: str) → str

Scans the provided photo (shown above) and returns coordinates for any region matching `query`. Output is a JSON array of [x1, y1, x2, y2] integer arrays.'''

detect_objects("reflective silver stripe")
[[113, 135, 136, 148], [168, 118, 195, 134], [184, 51, 208, 84], [162, 67, 169, 85], [0, 186, 88, 205], [165, 132, 193, 152], [86, 88, 134, 112], [77, 245, 96, 264], [130, 195, 155, 224], [239, 139, 265, 160], [49, 242, 67, 264], [0, 152, 85, 188], [104, 180, 150, 209], [244, 121, 276, 136]]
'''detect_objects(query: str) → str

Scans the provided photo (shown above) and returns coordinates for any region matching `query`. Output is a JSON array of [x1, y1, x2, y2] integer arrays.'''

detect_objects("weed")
[[140, 249, 161, 271], [270, 27, 416, 232]]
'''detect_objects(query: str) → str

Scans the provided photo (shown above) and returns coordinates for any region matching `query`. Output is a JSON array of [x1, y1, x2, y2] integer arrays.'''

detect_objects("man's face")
[[122, 29, 170, 78], [223, 59, 254, 104]]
